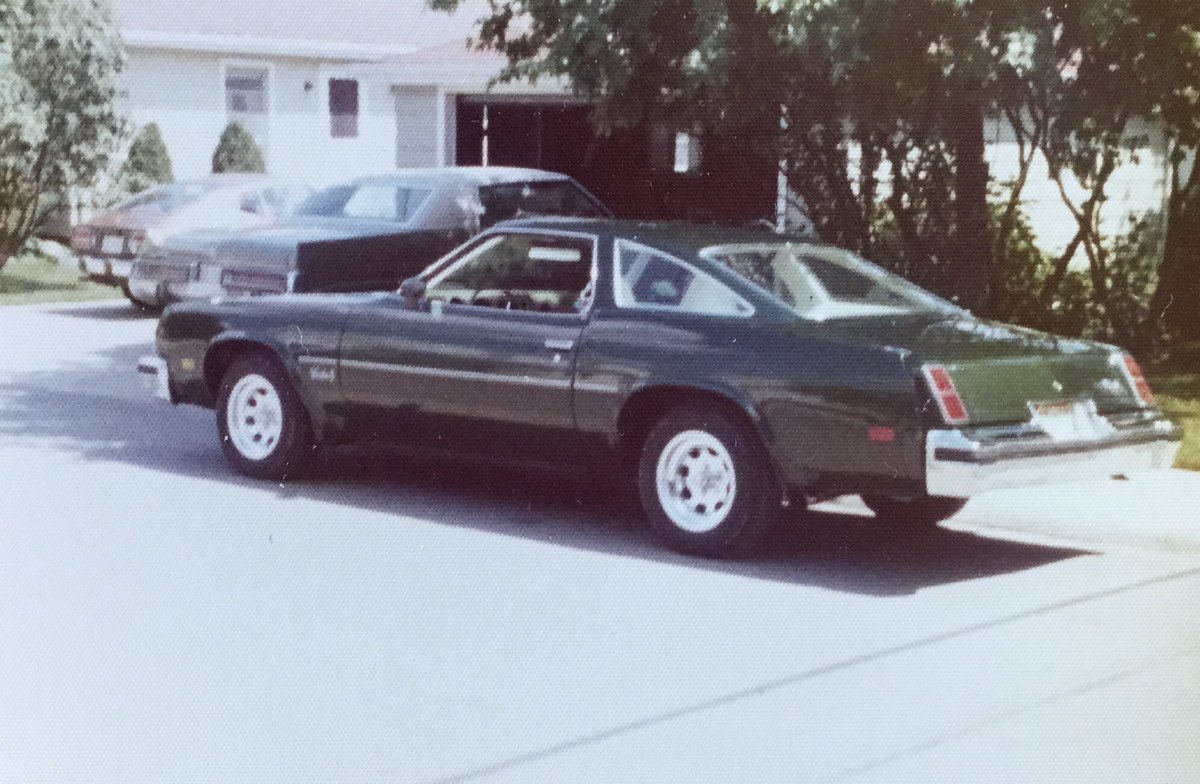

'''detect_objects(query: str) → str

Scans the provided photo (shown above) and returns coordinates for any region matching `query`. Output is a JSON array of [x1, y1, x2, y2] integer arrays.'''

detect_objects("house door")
[[394, 86, 440, 168]]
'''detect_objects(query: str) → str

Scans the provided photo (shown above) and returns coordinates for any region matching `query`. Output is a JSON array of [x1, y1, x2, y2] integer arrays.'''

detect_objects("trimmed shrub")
[[211, 122, 265, 173], [116, 122, 173, 195]]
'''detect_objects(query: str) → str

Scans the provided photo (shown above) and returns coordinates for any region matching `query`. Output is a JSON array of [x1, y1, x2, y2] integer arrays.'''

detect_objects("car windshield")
[[294, 182, 431, 222], [478, 181, 608, 227], [701, 242, 962, 320], [114, 182, 219, 212]]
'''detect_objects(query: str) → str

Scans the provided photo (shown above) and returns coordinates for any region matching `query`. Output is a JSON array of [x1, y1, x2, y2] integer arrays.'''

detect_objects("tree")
[[432, 0, 1193, 338], [0, 0, 127, 270], [430, 0, 1030, 309], [997, 0, 1200, 346], [211, 123, 265, 174], [1146, 9, 1200, 342], [115, 122, 173, 198]]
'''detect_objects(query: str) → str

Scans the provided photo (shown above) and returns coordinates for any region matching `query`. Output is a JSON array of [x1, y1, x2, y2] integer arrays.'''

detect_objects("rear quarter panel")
[[575, 310, 928, 492]]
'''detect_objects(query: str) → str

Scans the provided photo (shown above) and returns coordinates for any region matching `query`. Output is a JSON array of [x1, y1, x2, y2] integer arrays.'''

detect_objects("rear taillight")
[[126, 230, 147, 256], [71, 225, 94, 252], [922, 363, 969, 425], [1117, 352, 1155, 405]]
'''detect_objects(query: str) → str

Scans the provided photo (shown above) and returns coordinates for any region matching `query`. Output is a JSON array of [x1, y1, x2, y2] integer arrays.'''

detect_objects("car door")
[[337, 229, 598, 462]]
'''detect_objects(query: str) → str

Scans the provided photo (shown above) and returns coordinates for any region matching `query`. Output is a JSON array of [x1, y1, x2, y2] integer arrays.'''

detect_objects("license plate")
[[82, 256, 108, 275], [101, 234, 125, 255], [1028, 399, 1114, 442]]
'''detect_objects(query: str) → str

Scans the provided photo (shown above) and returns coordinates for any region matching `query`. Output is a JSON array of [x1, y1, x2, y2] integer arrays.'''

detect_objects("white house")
[[111, 0, 779, 224], [114, 0, 503, 185]]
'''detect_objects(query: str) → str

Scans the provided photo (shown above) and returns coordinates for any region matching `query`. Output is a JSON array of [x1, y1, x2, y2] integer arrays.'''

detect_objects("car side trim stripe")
[[339, 358, 572, 390]]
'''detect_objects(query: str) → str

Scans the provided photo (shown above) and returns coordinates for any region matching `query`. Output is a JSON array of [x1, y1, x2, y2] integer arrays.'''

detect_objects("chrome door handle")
[[544, 338, 575, 352]]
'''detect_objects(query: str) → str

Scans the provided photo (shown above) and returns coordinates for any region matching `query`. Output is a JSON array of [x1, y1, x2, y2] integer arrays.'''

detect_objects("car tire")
[[861, 494, 967, 527], [215, 352, 314, 481], [121, 282, 160, 312], [638, 403, 780, 558]]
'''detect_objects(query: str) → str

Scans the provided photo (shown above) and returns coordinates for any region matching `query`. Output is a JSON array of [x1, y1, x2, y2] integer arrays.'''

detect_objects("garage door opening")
[[455, 96, 775, 224]]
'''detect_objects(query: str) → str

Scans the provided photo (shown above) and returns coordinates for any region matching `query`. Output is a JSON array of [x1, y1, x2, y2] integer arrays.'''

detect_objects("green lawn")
[[0, 248, 122, 306], [1149, 369, 1200, 471]]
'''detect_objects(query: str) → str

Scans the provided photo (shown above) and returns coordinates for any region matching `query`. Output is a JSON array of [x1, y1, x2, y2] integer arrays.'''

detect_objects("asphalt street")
[[1, 300, 1198, 783]]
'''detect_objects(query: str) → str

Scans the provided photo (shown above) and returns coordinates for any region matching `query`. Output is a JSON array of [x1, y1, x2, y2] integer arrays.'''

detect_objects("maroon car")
[[71, 175, 308, 307]]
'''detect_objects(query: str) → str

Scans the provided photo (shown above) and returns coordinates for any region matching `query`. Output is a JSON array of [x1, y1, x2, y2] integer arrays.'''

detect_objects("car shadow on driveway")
[[45, 302, 157, 321], [0, 344, 1093, 596]]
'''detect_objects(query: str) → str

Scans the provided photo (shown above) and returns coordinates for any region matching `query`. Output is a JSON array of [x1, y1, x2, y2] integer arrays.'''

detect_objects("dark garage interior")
[[455, 96, 777, 225]]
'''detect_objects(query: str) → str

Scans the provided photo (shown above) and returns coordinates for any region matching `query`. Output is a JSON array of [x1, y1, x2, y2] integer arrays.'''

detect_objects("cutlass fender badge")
[[309, 366, 336, 383]]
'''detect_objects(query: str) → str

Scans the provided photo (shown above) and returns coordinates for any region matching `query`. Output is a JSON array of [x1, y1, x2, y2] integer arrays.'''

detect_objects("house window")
[[224, 65, 270, 159], [329, 78, 359, 138], [225, 67, 267, 114]]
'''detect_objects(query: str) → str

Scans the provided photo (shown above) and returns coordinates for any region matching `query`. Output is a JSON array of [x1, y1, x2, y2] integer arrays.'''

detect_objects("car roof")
[[348, 167, 574, 188], [491, 218, 808, 254]]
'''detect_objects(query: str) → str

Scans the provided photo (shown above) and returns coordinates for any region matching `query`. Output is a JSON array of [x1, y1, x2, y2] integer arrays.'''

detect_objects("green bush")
[[116, 123, 173, 195], [867, 201, 1165, 352], [211, 122, 265, 173]]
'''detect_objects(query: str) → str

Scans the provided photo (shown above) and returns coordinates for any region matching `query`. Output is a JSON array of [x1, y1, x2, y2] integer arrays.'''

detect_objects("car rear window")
[[702, 242, 962, 320], [114, 182, 218, 212], [478, 181, 608, 227], [294, 183, 431, 222]]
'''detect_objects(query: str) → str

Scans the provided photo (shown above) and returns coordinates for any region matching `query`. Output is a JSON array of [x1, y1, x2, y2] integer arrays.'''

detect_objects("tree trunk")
[[951, 92, 991, 313], [1040, 229, 1085, 308], [1150, 149, 1200, 342]]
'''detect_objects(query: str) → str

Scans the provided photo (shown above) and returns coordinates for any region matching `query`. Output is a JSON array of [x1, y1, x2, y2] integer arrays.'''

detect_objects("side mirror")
[[399, 276, 427, 309]]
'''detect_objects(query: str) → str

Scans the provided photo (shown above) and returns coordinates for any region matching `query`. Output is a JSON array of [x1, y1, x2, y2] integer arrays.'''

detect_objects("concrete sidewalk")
[[827, 470, 1200, 553]]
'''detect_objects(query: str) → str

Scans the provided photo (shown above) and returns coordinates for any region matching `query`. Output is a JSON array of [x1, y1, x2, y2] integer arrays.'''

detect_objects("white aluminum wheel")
[[654, 429, 738, 533], [225, 373, 284, 461]]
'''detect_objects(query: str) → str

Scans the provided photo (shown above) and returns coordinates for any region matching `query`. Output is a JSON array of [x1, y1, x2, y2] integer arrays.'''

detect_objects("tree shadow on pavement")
[[0, 343, 1093, 596]]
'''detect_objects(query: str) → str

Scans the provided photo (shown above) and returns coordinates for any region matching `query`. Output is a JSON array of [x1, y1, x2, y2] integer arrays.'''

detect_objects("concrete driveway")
[[1, 300, 1198, 783]]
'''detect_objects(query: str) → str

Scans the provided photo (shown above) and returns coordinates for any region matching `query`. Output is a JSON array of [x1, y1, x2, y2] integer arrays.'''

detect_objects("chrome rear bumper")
[[926, 416, 1182, 498]]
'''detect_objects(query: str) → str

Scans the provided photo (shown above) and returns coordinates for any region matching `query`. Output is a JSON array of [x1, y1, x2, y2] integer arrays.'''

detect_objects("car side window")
[[261, 187, 300, 216], [615, 240, 753, 317], [426, 233, 596, 315], [342, 184, 431, 222], [239, 192, 264, 215]]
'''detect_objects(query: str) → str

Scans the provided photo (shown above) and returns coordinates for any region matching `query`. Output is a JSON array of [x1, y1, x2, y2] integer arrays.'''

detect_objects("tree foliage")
[[115, 122, 173, 199], [0, 0, 127, 270], [433, 0, 1200, 347], [211, 122, 265, 174], [431, 0, 1028, 309]]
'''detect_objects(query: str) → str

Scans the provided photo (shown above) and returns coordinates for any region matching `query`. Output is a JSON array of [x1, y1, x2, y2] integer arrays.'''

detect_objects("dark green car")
[[140, 219, 1182, 558]]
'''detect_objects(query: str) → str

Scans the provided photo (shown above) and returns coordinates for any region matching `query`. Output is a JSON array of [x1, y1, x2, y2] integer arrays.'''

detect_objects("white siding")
[[828, 119, 1171, 262], [983, 119, 1169, 260], [124, 50, 226, 179], [123, 48, 398, 186], [392, 86, 440, 168]]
